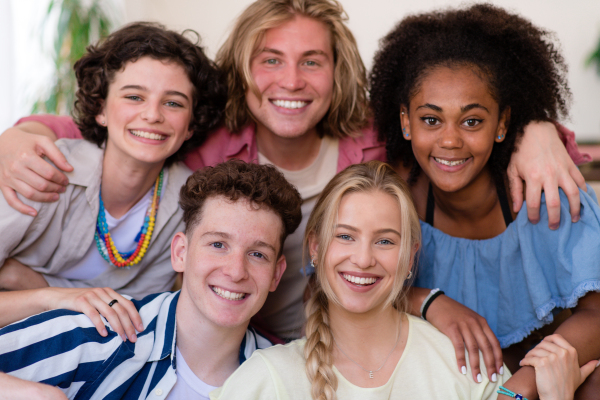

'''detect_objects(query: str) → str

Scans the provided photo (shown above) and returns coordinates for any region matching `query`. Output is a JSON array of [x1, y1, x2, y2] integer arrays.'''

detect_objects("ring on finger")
[[108, 299, 119, 307]]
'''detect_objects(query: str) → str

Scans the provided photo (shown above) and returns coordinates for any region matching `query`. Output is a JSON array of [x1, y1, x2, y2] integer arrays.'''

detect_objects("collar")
[[225, 123, 258, 159], [142, 291, 180, 363]]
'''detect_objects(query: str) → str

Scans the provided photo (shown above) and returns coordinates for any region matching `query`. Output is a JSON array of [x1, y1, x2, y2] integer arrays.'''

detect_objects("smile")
[[434, 157, 468, 167], [342, 273, 378, 286], [211, 286, 247, 301], [130, 130, 167, 141], [270, 99, 309, 109]]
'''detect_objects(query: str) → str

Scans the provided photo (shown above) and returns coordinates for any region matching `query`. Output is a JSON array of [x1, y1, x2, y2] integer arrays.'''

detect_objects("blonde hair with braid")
[[216, 0, 370, 138], [303, 161, 421, 400]]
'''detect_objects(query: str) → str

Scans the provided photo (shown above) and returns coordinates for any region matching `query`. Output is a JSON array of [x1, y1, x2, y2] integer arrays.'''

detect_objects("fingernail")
[[572, 215, 580, 223], [51, 193, 59, 201], [121, 334, 127, 342], [550, 224, 559, 230], [531, 219, 540, 225], [499, 366, 504, 375], [101, 329, 107, 336], [58, 186, 67, 193], [477, 373, 482, 383], [596, 360, 600, 368], [130, 333, 137, 342], [28, 211, 37, 217], [491, 373, 497, 382], [461, 366, 467, 375], [137, 323, 144, 331]]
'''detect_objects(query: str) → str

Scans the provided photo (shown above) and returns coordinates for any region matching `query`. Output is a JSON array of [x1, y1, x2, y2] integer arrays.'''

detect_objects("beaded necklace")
[[95, 170, 164, 268]]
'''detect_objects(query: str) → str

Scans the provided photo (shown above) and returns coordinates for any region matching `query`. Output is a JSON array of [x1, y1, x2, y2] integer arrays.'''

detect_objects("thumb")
[[579, 360, 599, 383]]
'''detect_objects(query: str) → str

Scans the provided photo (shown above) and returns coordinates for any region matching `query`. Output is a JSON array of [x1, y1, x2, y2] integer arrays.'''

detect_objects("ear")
[[95, 101, 107, 127], [185, 129, 193, 141], [408, 242, 420, 274], [495, 107, 511, 143], [269, 255, 287, 292], [171, 232, 188, 273], [308, 232, 319, 261], [400, 105, 411, 140]]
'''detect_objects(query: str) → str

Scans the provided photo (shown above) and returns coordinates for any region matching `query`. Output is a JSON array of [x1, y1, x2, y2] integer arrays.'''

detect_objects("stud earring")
[[406, 270, 413, 280], [403, 128, 409, 138], [101, 121, 106, 126], [497, 134, 504, 140]]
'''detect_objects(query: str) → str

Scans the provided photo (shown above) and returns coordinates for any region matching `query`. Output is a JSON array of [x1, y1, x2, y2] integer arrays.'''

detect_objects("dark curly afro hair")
[[73, 22, 227, 166], [369, 3, 571, 185]]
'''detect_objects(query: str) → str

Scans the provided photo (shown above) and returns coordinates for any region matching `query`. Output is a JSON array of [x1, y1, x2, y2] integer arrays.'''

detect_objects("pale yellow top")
[[211, 314, 510, 400]]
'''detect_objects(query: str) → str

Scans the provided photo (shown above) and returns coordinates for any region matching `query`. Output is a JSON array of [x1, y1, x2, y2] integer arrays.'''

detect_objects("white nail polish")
[[596, 360, 600, 368], [499, 366, 504, 375], [461, 366, 467, 375], [477, 373, 482, 383], [491, 373, 497, 382]]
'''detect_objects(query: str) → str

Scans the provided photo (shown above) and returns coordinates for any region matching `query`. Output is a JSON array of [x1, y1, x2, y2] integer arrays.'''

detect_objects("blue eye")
[[165, 101, 183, 108], [305, 60, 317, 66], [266, 59, 278, 65], [211, 242, 224, 249], [337, 234, 352, 241], [377, 239, 394, 245], [126, 95, 142, 101]]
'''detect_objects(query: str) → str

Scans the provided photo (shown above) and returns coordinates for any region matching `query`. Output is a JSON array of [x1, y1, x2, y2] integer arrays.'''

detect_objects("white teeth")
[[342, 274, 377, 286], [434, 157, 467, 167], [211, 286, 246, 301], [271, 100, 308, 109], [130, 130, 167, 141]]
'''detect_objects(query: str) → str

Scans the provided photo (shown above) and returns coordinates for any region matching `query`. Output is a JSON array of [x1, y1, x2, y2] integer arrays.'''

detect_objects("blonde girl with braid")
[[210, 161, 594, 400]]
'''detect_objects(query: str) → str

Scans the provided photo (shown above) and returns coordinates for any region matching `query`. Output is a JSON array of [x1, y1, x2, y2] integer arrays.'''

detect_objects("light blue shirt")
[[415, 186, 600, 347]]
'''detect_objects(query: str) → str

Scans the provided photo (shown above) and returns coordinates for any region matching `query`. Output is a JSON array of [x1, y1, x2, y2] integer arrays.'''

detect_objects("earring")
[[310, 258, 316, 269], [497, 134, 504, 140], [101, 121, 106, 126], [406, 270, 413, 280], [403, 128, 409, 138]]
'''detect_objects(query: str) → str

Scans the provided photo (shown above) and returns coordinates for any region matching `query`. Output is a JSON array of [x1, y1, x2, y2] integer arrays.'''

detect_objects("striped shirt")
[[0, 291, 271, 399]]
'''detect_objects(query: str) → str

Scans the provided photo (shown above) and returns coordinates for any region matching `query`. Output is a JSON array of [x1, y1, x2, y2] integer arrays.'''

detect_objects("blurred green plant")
[[32, 0, 114, 115], [587, 34, 600, 77]]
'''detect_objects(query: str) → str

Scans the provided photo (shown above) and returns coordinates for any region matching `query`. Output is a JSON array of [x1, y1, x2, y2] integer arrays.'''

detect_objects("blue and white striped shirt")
[[0, 291, 271, 399]]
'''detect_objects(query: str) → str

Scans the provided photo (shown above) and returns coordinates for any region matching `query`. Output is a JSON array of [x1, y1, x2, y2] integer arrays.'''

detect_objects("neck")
[[255, 124, 322, 171], [175, 288, 248, 387], [431, 167, 498, 223], [101, 150, 164, 219]]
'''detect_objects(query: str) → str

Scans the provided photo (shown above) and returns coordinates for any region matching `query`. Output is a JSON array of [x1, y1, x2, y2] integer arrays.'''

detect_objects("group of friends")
[[0, 0, 599, 399]]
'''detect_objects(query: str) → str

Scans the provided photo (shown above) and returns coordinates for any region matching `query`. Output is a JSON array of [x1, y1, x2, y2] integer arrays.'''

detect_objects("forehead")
[[337, 191, 401, 230], [256, 15, 333, 57], [191, 196, 283, 251], [109, 56, 193, 93], [412, 65, 497, 107]]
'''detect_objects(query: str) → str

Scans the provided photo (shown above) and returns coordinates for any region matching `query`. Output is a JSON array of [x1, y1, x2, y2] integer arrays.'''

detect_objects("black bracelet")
[[421, 290, 444, 321]]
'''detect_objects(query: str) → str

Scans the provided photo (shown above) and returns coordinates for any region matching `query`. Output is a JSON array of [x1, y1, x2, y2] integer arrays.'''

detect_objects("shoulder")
[[165, 161, 192, 186]]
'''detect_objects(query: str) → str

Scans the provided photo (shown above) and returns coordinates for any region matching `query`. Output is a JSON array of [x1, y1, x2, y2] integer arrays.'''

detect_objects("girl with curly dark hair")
[[370, 4, 600, 399], [0, 22, 226, 299]]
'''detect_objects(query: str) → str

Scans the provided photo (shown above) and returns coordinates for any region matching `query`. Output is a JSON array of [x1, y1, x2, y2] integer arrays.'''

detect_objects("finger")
[[481, 323, 504, 377], [10, 178, 59, 202], [0, 186, 37, 216], [448, 328, 468, 376], [35, 138, 74, 175], [543, 183, 562, 229], [78, 301, 108, 337], [569, 164, 587, 192], [18, 167, 68, 194], [580, 360, 599, 382], [525, 180, 543, 225], [101, 288, 143, 337], [507, 166, 524, 214], [108, 302, 138, 342], [460, 326, 483, 383], [560, 178, 581, 223]]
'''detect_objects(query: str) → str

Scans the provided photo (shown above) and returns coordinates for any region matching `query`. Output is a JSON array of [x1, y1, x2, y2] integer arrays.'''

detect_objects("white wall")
[[122, 0, 600, 142]]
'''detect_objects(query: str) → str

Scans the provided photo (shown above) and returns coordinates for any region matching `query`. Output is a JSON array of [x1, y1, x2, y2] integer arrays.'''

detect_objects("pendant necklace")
[[332, 316, 401, 379]]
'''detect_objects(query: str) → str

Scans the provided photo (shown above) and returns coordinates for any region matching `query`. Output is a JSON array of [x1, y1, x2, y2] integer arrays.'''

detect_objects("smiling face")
[[246, 15, 335, 141], [96, 56, 194, 169], [401, 66, 508, 193], [311, 190, 408, 315], [172, 196, 286, 328]]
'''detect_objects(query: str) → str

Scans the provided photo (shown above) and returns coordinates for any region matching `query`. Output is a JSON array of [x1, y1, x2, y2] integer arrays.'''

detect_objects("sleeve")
[[554, 121, 592, 165], [209, 353, 279, 400], [16, 115, 83, 139], [0, 309, 121, 388]]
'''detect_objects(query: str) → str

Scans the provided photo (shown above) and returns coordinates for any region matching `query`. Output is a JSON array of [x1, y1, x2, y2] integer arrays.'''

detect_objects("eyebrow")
[[119, 85, 190, 101], [261, 48, 330, 58], [336, 224, 401, 237], [201, 231, 231, 239], [416, 103, 489, 113], [253, 240, 277, 254]]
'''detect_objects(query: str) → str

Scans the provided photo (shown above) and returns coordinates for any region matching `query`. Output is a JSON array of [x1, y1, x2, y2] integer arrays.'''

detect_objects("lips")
[[130, 129, 167, 141], [211, 286, 247, 301]]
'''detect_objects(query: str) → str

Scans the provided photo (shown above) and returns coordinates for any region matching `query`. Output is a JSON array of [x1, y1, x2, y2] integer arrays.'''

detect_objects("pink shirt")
[[17, 115, 388, 171]]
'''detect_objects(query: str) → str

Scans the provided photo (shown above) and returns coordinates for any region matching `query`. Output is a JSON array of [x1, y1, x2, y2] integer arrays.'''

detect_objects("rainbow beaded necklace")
[[95, 170, 164, 268]]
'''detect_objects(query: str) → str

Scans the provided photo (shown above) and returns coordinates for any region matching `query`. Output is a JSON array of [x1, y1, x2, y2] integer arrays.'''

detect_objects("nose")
[[349, 242, 376, 269], [222, 252, 250, 282], [278, 65, 306, 91], [438, 124, 463, 149], [141, 99, 164, 123]]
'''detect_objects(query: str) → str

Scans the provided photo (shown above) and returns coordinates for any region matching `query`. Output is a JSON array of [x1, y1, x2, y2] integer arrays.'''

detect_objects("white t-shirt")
[[57, 170, 169, 280], [165, 346, 218, 400], [257, 136, 339, 338], [211, 315, 510, 400]]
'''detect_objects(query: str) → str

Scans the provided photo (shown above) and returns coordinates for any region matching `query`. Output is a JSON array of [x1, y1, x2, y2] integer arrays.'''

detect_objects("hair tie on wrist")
[[498, 386, 528, 400], [420, 288, 444, 321]]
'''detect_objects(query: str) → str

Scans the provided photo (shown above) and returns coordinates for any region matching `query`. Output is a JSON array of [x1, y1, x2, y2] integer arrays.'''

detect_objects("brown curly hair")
[[179, 159, 302, 253], [72, 22, 227, 166], [369, 3, 571, 185], [215, 0, 370, 138]]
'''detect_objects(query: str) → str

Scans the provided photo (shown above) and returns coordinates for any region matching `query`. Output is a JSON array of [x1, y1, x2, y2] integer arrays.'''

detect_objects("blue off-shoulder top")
[[414, 185, 600, 348]]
